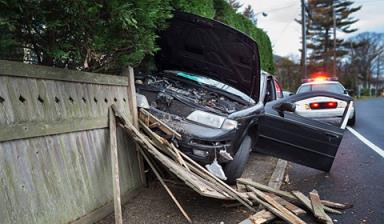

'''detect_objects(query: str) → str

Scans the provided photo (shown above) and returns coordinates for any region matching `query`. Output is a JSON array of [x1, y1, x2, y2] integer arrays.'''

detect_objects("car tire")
[[224, 135, 252, 185], [348, 111, 356, 126]]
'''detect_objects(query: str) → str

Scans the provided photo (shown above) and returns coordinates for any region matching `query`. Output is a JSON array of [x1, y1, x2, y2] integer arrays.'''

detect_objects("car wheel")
[[224, 135, 252, 184], [348, 111, 356, 126]]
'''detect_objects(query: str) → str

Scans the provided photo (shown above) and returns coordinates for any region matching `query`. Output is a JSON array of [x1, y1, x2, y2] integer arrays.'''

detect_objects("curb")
[[267, 159, 288, 190]]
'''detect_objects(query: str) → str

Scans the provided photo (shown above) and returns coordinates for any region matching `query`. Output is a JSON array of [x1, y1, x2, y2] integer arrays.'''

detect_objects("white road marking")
[[347, 126, 384, 158]]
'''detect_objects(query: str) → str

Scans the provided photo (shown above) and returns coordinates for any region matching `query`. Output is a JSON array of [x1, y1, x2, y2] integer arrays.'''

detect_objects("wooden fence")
[[0, 60, 144, 224]]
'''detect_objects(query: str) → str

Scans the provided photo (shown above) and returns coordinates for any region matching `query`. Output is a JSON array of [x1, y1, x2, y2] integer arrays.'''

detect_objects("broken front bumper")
[[148, 109, 242, 165]]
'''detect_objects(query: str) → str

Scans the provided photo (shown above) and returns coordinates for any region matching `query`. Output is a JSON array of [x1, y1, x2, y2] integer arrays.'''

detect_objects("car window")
[[297, 83, 344, 94]]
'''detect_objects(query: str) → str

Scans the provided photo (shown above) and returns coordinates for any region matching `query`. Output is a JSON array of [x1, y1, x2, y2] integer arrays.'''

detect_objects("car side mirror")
[[276, 102, 296, 117], [289, 93, 294, 96]]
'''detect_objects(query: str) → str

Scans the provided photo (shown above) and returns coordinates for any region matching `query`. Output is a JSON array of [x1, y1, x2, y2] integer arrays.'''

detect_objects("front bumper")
[[148, 109, 243, 165]]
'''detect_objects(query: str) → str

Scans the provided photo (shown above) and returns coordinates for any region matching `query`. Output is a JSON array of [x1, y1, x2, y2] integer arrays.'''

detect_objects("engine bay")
[[135, 72, 253, 118]]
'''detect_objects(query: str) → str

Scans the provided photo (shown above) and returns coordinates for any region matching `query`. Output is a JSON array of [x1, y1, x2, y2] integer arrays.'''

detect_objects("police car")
[[295, 76, 356, 125]]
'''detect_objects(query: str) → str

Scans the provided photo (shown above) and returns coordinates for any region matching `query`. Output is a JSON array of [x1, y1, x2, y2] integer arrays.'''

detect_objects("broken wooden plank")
[[247, 192, 306, 224], [138, 120, 232, 198], [138, 119, 189, 171], [139, 146, 192, 223], [292, 191, 342, 215], [176, 148, 255, 209], [139, 108, 182, 139], [239, 193, 306, 224], [247, 187, 306, 224], [268, 193, 306, 216], [137, 117, 254, 209], [114, 106, 243, 200], [239, 209, 275, 224], [238, 179, 340, 215], [109, 107, 123, 224], [320, 200, 353, 210], [236, 183, 248, 193], [238, 178, 296, 200], [309, 190, 333, 224], [169, 143, 190, 171]]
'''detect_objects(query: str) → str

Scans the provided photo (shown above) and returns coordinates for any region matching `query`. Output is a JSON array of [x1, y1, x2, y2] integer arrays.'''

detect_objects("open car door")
[[255, 91, 353, 171]]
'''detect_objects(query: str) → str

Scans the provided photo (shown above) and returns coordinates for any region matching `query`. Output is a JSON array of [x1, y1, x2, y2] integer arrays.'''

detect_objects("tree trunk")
[[324, 28, 329, 71]]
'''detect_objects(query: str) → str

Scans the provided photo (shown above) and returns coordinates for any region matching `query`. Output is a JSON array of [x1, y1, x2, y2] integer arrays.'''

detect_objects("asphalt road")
[[282, 97, 384, 224], [353, 97, 384, 148]]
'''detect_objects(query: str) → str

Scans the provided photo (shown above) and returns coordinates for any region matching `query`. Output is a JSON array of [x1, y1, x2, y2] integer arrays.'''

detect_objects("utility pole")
[[301, 0, 307, 78], [333, 2, 337, 76]]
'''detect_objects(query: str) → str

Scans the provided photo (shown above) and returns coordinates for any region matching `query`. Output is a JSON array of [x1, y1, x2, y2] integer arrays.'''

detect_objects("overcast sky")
[[238, 0, 384, 58]]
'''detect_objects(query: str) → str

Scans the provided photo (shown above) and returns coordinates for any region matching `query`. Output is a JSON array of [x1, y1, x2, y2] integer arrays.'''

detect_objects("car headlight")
[[186, 110, 238, 130]]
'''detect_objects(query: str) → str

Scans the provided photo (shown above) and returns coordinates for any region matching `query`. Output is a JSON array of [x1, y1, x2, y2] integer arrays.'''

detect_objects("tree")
[[228, 0, 242, 12], [213, 0, 275, 73], [303, 0, 361, 73], [0, 0, 172, 73], [0, 0, 275, 74], [346, 32, 384, 89], [274, 55, 302, 91], [243, 5, 256, 23]]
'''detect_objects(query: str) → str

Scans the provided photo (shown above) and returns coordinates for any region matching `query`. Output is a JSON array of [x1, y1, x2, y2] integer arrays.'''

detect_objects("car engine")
[[136, 73, 252, 118]]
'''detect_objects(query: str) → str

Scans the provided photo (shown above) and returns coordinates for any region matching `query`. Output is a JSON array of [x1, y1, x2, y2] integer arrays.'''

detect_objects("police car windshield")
[[297, 83, 345, 94]]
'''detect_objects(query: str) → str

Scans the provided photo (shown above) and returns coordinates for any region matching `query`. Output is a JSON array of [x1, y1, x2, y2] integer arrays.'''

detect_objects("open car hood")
[[156, 11, 261, 101]]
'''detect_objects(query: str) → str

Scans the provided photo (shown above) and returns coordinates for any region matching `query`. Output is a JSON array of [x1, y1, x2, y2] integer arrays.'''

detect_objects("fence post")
[[123, 66, 147, 186]]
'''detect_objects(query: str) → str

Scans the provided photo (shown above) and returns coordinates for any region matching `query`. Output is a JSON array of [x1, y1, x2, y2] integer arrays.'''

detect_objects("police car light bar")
[[302, 77, 338, 83]]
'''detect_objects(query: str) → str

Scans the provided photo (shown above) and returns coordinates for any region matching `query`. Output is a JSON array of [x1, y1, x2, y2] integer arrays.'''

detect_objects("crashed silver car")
[[135, 12, 353, 183]]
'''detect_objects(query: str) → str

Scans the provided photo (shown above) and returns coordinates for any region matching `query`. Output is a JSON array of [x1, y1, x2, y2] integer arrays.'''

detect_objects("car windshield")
[[297, 83, 345, 94], [175, 71, 255, 104]]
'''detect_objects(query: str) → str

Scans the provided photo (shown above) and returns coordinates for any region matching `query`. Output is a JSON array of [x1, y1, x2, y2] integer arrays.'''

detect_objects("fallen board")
[[268, 193, 306, 216], [247, 192, 306, 224], [112, 105, 255, 211], [238, 178, 341, 214], [239, 210, 274, 224], [247, 187, 306, 224], [309, 190, 333, 224]]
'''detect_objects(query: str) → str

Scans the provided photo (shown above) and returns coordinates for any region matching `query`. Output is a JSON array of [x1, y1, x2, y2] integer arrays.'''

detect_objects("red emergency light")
[[302, 71, 338, 83], [302, 76, 338, 83]]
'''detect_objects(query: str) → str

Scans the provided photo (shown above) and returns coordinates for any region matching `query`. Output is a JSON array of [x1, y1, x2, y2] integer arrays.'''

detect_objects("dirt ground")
[[97, 153, 278, 224]]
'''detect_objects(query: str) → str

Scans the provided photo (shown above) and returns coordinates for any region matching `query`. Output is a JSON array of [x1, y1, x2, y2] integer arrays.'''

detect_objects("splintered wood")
[[111, 105, 255, 223], [309, 190, 333, 224], [110, 105, 353, 224], [239, 179, 353, 224]]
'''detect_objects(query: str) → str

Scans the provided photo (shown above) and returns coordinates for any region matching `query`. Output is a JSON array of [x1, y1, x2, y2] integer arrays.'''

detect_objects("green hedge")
[[212, 0, 274, 73], [0, 0, 274, 73]]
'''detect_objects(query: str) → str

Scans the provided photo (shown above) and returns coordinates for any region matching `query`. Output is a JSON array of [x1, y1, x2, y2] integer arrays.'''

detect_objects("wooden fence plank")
[[109, 107, 123, 224], [0, 61, 141, 224], [0, 60, 128, 86], [0, 117, 108, 142]]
